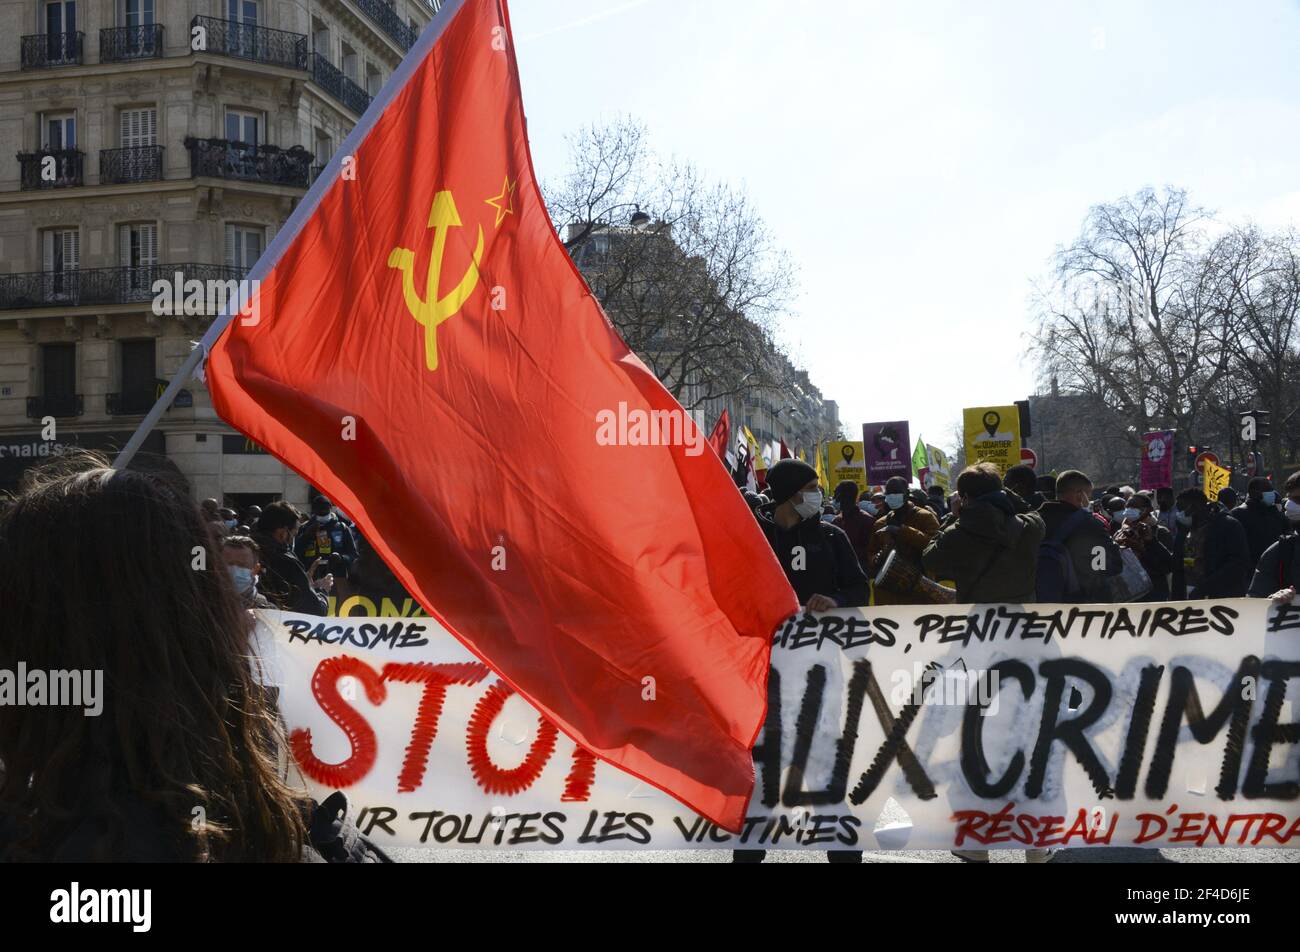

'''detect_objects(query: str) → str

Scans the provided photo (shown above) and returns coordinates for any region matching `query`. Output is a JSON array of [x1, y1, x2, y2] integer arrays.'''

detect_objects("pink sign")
[[1140, 430, 1174, 489]]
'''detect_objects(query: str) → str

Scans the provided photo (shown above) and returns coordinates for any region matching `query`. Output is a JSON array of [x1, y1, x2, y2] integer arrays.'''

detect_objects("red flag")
[[707, 409, 731, 463], [779, 439, 792, 460], [203, 0, 795, 830]]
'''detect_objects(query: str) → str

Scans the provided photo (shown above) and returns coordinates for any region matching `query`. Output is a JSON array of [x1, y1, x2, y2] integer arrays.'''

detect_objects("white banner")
[[257, 599, 1300, 851]]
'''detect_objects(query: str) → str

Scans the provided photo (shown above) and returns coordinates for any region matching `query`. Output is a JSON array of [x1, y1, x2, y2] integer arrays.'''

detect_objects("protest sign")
[[1204, 459, 1231, 501], [862, 422, 911, 483], [828, 441, 868, 495], [963, 406, 1021, 475], [1141, 430, 1174, 490], [260, 597, 1300, 851], [925, 444, 950, 490]]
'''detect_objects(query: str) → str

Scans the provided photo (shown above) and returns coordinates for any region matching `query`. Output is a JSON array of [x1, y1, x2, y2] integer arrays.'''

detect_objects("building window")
[[42, 228, 79, 298], [40, 342, 77, 416], [311, 18, 329, 58], [340, 41, 357, 82], [118, 222, 157, 298], [226, 224, 263, 272], [41, 111, 76, 150], [313, 128, 331, 168], [122, 0, 154, 27], [117, 339, 156, 413], [119, 106, 156, 147], [227, 0, 258, 25], [365, 62, 382, 98], [45, 0, 76, 39]]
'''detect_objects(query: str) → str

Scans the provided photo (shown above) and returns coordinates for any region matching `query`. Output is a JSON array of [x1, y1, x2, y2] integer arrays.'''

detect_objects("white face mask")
[[793, 491, 822, 519], [1286, 499, 1300, 523], [1175, 509, 1193, 528], [859, 501, 878, 516], [1122, 508, 1141, 523], [1261, 491, 1278, 506], [885, 493, 906, 510], [229, 566, 257, 596]]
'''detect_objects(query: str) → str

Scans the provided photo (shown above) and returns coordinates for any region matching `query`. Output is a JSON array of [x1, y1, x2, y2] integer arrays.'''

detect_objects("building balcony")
[[184, 137, 312, 188], [100, 145, 164, 185], [17, 150, 84, 190], [106, 389, 158, 416], [27, 394, 83, 420], [352, 0, 419, 50], [190, 15, 307, 71], [0, 264, 246, 311], [20, 31, 83, 68], [309, 53, 371, 115], [100, 24, 164, 62]]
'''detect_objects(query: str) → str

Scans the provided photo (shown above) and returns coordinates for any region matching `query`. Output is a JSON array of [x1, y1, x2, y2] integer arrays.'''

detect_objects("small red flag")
[[707, 409, 731, 462], [204, 0, 795, 830], [780, 439, 792, 460]]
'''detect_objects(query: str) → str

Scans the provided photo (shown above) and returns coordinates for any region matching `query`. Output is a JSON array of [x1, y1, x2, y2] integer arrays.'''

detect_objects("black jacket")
[[1171, 506, 1251, 599], [1037, 500, 1123, 601], [922, 491, 1045, 603], [1115, 520, 1175, 600], [1247, 532, 1300, 597], [254, 530, 329, 615], [295, 514, 359, 572], [756, 509, 868, 608], [1230, 500, 1288, 565]]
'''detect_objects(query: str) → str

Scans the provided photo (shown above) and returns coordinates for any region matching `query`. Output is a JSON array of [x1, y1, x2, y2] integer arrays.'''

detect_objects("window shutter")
[[43, 231, 54, 272], [62, 230, 79, 271], [225, 224, 237, 267], [119, 223, 130, 266], [142, 222, 157, 266]]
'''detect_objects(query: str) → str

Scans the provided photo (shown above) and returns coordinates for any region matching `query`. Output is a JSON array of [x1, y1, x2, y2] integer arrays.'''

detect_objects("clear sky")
[[508, 0, 1300, 457]]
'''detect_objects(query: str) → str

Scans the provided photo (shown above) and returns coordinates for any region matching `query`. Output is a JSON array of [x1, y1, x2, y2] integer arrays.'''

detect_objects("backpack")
[[1035, 509, 1093, 603]]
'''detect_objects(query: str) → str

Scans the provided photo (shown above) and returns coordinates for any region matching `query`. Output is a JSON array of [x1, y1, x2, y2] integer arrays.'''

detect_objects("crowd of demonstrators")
[[0, 452, 387, 861], [1113, 492, 1174, 601], [922, 463, 1044, 603], [865, 476, 941, 605], [1170, 488, 1252, 599]]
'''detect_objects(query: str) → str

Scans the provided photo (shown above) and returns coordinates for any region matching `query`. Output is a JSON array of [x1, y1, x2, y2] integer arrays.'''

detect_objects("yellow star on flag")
[[485, 177, 516, 227]]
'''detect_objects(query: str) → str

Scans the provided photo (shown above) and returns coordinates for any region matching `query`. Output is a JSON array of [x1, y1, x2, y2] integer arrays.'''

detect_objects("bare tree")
[[543, 118, 797, 411]]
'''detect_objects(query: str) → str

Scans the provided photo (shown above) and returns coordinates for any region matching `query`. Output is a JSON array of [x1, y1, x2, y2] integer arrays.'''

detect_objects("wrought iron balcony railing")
[[106, 389, 159, 416], [0, 264, 247, 311], [309, 53, 371, 115], [99, 145, 164, 185], [100, 24, 164, 62], [184, 137, 312, 188], [190, 15, 307, 70], [17, 149, 84, 190], [27, 394, 83, 419], [20, 31, 83, 68], [351, 0, 419, 50]]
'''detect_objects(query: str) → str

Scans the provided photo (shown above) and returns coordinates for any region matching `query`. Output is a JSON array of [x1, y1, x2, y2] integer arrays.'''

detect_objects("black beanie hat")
[[765, 458, 819, 506]]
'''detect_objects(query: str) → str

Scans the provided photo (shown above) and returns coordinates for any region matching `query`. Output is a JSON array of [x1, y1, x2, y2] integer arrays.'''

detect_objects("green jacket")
[[922, 491, 1045, 603]]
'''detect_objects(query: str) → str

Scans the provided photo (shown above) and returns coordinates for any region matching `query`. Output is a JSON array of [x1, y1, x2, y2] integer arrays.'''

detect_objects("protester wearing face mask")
[[1102, 495, 1127, 534], [752, 460, 867, 613], [1171, 488, 1251, 599], [1154, 486, 1177, 536], [1247, 470, 1300, 600], [830, 480, 873, 570], [865, 475, 941, 605], [1114, 491, 1174, 600], [739, 459, 869, 868], [1229, 476, 1288, 565], [926, 484, 948, 518], [221, 536, 275, 609], [1036, 470, 1123, 602]]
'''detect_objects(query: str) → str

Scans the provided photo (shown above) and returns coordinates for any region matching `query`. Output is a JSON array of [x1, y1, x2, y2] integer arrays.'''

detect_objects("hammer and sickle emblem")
[[387, 190, 485, 372]]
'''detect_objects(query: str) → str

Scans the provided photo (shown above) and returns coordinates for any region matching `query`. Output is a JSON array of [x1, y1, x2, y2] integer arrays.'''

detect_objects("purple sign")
[[862, 420, 911, 483]]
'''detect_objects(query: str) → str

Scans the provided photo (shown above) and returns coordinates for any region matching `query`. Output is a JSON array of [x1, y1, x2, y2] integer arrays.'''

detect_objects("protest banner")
[[259, 597, 1300, 851], [925, 444, 950, 490], [1141, 430, 1175, 490], [862, 422, 911, 483], [828, 441, 869, 495], [963, 406, 1021, 475]]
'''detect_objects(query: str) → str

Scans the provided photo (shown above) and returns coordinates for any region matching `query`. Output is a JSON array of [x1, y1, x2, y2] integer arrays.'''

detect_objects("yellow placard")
[[1203, 460, 1230, 501], [963, 405, 1022, 476], [828, 441, 868, 495]]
